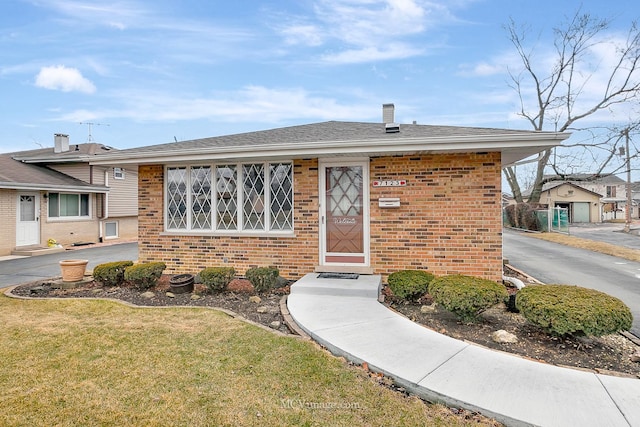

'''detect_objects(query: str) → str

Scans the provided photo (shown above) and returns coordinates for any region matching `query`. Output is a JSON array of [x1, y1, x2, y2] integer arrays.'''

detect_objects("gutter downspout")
[[99, 169, 109, 242]]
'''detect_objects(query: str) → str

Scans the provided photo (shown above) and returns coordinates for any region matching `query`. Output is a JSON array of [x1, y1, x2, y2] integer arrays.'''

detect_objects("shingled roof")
[[0, 154, 108, 192], [90, 120, 570, 167]]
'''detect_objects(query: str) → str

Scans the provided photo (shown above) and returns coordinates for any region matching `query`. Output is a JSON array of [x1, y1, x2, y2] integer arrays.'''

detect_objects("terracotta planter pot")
[[59, 259, 89, 282]]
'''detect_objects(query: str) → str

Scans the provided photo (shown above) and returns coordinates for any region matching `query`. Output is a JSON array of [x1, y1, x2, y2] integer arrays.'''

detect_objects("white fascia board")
[[90, 132, 570, 165], [0, 182, 110, 193]]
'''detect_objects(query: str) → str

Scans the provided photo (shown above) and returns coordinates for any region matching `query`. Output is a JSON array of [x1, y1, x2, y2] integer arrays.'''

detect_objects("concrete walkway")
[[287, 273, 640, 427]]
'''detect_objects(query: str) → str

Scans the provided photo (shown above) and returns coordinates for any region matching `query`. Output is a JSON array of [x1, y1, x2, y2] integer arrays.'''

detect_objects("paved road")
[[0, 242, 138, 289], [504, 229, 640, 338]]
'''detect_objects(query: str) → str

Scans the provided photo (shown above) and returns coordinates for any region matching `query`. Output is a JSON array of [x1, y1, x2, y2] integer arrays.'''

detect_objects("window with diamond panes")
[[167, 167, 188, 229], [191, 166, 212, 230], [166, 162, 292, 233], [216, 165, 238, 230], [243, 164, 265, 230], [270, 163, 293, 230]]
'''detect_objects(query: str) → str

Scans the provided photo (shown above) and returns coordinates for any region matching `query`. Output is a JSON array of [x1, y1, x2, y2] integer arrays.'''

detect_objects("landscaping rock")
[[269, 321, 281, 329], [190, 294, 201, 301], [249, 296, 261, 304], [631, 351, 640, 363], [491, 329, 518, 344], [166, 292, 175, 298], [420, 305, 436, 314], [141, 291, 155, 299], [257, 306, 268, 314]]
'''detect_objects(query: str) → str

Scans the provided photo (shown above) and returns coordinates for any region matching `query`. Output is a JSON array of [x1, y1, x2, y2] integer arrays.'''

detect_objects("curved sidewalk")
[[287, 273, 640, 427]]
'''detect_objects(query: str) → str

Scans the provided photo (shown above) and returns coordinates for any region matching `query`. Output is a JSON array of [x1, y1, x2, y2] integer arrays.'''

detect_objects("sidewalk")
[[287, 273, 640, 427]]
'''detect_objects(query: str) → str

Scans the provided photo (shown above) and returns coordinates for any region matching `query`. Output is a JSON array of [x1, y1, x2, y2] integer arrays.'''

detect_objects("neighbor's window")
[[166, 162, 293, 232], [48, 193, 90, 218], [113, 167, 125, 180], [105, 221, 118, 238], [606, 185, 616, 198]]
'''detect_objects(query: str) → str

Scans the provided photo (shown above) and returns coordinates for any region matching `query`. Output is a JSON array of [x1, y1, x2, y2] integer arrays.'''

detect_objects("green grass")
[[529, 232, 640, 262], [0, 295, 499, 427]]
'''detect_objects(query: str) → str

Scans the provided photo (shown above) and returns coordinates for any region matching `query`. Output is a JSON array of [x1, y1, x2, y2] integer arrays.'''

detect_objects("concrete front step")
[[12, 246, 66, 257], [290, 273, 381, 299]]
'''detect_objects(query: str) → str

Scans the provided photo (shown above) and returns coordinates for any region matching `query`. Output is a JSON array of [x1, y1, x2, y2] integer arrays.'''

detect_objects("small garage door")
[[572, 202, 590, 223]]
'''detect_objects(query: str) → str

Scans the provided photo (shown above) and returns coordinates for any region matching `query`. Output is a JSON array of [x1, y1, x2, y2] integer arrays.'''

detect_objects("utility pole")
[[624, 128, 632, 233]]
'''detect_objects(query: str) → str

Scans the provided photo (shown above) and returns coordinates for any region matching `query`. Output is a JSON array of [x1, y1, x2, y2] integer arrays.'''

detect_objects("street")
[[504, 229, 640, 338], [0, 242, 138, 289]]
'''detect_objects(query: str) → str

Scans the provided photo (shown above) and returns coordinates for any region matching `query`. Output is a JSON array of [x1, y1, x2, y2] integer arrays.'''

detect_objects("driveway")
[[504, 228, 640, 338], [0, 242, 138, 289]]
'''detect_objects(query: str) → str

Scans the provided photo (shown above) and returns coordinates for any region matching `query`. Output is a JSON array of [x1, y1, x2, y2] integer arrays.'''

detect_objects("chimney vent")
[[54, 133, 70, 153]]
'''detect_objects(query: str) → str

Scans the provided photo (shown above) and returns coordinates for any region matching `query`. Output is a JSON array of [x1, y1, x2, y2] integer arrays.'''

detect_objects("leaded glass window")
[[270, 163, 293, 230], [191, 166, 212, 230], [167, 167, 188, 229], [216, 165, 238, 230], [243, 164, 265, 230], [166, 162, 292, 233]]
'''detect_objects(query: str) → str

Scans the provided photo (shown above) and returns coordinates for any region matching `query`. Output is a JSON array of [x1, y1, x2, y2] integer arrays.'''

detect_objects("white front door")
[[16, 193, 40, 247], [319, 159, 370, 267]]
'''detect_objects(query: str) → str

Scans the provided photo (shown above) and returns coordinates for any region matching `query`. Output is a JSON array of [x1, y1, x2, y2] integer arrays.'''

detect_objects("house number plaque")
[[372, 180, 406, 187]]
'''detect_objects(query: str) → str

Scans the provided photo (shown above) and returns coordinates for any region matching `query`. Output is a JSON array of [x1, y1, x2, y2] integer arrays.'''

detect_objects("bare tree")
[[504, 10, 640, 203]]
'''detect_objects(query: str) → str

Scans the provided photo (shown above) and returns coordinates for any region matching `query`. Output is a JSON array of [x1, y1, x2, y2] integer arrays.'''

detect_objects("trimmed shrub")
[[92, 261, 133, 286], [516, 284, 633, 337], [200, 267, 235, 292], [245, 266, 279, 293], [387, 270, 434, 300], [430, 275, 508, 322], [124, 262, 166, 290]]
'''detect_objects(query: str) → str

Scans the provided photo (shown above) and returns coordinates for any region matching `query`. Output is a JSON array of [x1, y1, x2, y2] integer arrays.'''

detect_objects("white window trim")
[[47, 192, 92, 221], [104, 220, 119, 239], [113, 167, 125, 180], [164, 161, 294, 235]]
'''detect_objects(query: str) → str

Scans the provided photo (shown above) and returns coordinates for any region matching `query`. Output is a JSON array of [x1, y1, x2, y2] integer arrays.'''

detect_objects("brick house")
[[0, 134, 138, 256], [92, 104, 568, 282]]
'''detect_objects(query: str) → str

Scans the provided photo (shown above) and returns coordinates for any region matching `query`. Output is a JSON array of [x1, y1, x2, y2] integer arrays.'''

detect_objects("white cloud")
[[35, 65, 96, 94], [55, 85, 375, 124], [275, 0, 467, 63]]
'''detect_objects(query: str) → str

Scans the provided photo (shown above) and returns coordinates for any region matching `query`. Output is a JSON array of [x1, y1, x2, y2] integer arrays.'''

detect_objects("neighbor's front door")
[[320, 160, 369, 267], [16, 193, 40, 247]]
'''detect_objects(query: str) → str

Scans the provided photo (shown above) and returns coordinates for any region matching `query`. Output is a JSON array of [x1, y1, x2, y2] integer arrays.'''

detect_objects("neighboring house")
[[0, 134, 138, 256], [91, 104, 568, 282], [528, 182, 602, 223], [571, 174, 634, 221]]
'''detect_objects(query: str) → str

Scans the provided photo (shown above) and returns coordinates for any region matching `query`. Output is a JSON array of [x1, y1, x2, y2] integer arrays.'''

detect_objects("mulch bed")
[[8, 269, 640, 378], [10, 276, 293, 336]]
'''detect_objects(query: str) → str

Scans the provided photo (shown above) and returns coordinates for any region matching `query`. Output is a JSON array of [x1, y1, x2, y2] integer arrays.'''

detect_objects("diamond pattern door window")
[[167, 167, 187, 229], [328, 167, 362, 216], [216, 165, 238, 230]]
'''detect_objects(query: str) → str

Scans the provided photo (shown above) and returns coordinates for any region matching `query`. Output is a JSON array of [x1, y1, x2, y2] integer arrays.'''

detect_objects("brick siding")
[[137, 152, 502, 282]]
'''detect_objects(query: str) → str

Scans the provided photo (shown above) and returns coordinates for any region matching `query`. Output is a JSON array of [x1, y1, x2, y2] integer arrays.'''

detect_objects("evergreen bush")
[[387, 270, 434, 300], [245, 266, 279, 293], [92, 261, 133, 286], [200, 267, 235, 292], [516, 284, 633, 337], [430, 274, 508, 322], [124, 262, 166, 290]]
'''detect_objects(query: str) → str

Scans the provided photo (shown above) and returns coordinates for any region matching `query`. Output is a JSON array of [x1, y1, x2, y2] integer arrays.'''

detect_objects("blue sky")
[[1, 0, 638, 155]]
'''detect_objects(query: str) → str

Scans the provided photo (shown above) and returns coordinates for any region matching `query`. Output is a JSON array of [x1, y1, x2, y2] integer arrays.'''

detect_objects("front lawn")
[[0, 295, 497, 426]]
